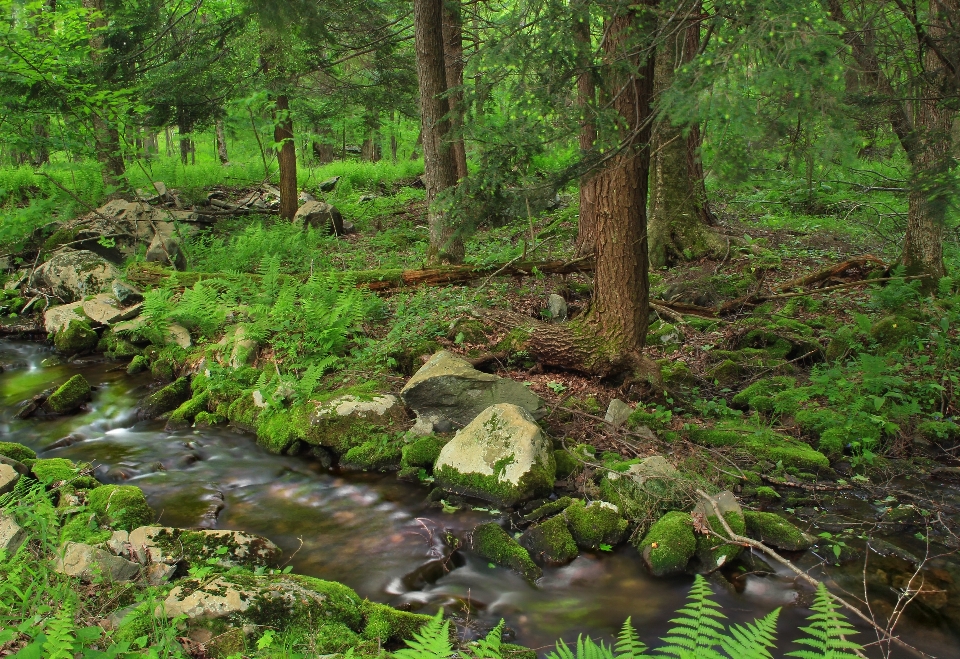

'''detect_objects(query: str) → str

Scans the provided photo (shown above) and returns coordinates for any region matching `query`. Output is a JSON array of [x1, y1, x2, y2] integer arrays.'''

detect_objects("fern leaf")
[[719, 608, 779, 659], [614, 617, 647, 658], [786, 584, 862, 659], [463, 619, 504, 659], [655, 576, 726, 659], [394, 609, 453, 659]]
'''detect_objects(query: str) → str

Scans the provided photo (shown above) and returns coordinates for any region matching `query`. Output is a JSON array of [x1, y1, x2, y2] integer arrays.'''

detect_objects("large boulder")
[[122, 526, 281, 569], [434, 403, 555, 507], [54, 542, 140, 582], [294, 200, 345, 235], [30, 250, 120, 302], [82, 294, 141, 326], [400, 351, 545, 431]]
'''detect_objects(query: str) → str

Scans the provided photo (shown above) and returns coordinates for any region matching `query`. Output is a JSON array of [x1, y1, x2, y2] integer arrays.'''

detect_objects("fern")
[[41, 599, 77, 659], [656, 575, 726, 659], [393, 610, 454, 659], [718, 609, 780, 659], [614, 617, 647, 658], [548, 636, 615, 659], [787, 584, 862, 659], [463, 619, 506, 659]]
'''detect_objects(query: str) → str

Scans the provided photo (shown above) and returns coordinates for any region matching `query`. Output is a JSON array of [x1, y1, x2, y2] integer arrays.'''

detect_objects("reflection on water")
[[2, 340, 958, 656]]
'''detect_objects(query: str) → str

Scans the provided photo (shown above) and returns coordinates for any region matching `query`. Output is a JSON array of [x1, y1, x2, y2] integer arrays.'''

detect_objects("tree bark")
[[215, 118, 230, 165], [573, 1, 598, 257], [165, 126, 174, 157], [443, 0, 469, 179], [274, 94, 298, 220], [83, 0, 124, 188], [415, 0, 464, 264], [648, 2, 723, 268], [361, 110, 381, 162]]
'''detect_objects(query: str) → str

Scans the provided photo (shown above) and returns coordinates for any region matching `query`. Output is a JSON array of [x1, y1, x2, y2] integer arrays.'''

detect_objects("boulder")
[[54, 319, 98, 354], [0, 463, 19, 496], [692, 490, 745, 570], [743, 511, 812, 551], [519, 514, 579, 566], [0, 513, 27, 555], [294, 200, 345, 235], [44, 301, 85, 334], [82, 294, 141, 325], [166, 323, 192, 349], [30, 250, 119, 302], [603, 398, 633, 427], [45, 374, 91, 414], [547, 293, 567, 321], [318, 176, 340, 192], [639, 511, 697, 577], [54, 542, 140, 582], [400, 351, 545, 431], [125, 526, 281, 569], [146, 232, 186, 270], [434, 403, 555, 507], [111, 280, 144, 306]]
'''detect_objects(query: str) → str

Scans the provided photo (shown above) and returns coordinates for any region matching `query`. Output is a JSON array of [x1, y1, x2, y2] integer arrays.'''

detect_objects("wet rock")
[[693, 491, 745, 569], [603, 398, 633, 427], [45, 374, 91, 415], [868, 539, 920, 567], [563, 500, 628, 550], [30, 250, 120, 302], [138, 377, 191, 420], [15, 388, 52, 419], [126, 526, 281, 569], [639, 511, 697, 577], [743, 511, 812, 551], [44, 301, 85, 334], [0, 513, 27, 555], [520, 514, 579, 566], [82, 294, 141, 325], [401, 350, 545, 430], [111, 280, 143, 306], [547, 293, 567, 321], [879, 505, 923, 533], [318, 176, 340, 192], [54, 542, 140, 582], [471, 522, 541, 582], [54, 319, 99, 355], [0, 463, 19, 496], [434, 403, 555, 507], [294, 200, 345, 235]]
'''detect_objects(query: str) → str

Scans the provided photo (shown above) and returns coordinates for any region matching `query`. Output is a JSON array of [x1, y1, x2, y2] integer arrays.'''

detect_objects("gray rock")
[[30, 250, 120, 302], [82, 294, 141, 326], [547, 293, 567, 321], [358, 194, 376, 203], [136, 181, 170, 204], [0, 464, 19, 496], [0, 513, 27, 555], [313, 394, 400, 422], [166, 323, 192, 349], [44, 302, 86, 334], [293, 200, 344, 235], [400, 350, 545, 429], [54, 542, 140, 582], [0, 454, 28, 475], [144, 562, 177, 586], [318, 176, 340, 192], [112, 280, 144, 306], [434, 403, 556, 507], [223, 326, 258, 368], [127, 526, 281, 569], [146, 232, 186, 270], [604, 398, 633, 427]]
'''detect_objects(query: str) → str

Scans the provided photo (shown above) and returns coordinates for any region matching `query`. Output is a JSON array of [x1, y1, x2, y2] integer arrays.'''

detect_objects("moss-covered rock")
[[315, 621, 361, 653], [639, 511, 696, 577], [341, 434, 403, 471], [97, 331, 141, 359], [563, 500, 629, 550], [31, 458, 98, 488], [553, 449, 580, 480], [138, 377, 191, 420], [519, 514, 579, 566], [227, 390, 262, 431], [599, 456, 697, 535], [471, 522, 541, 582], [870, 315, 919, 347], [0, 442, 36, 464], [87, 484, 155, 530], [127, 354, 149, 374], [59, 514, 112, 545], [523, 497, 573, 522], [194, 411, 226, 427], [825, 326, 855, 362], [743, 511, 812, 551], [708, 359, 741, 385], [731, 377, 796, 413], [46, 374, 92, 415], [399, 435, 448, 479], [54, 319, 98, 355], [660, 360, 697, 387], [693, 493, 745, 570], [128, 526, 281, 570], [688, 424, 830, 472], [166, 390, 211, 430], [361, 601, 433, 645]]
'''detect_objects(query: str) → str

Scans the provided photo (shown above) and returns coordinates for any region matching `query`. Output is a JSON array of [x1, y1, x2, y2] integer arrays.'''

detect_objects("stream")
[[2, 339, 958, 657]]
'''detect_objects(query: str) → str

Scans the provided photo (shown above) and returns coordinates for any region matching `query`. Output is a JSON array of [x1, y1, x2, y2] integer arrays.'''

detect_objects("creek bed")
[[2, 339, 957, 656]]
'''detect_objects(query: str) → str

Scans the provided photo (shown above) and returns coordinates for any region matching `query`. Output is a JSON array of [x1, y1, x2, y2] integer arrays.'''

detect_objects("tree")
[[443, 0, 468, 179], [573, 0, 598, 256], [82, 0, 125, 188], [414, 0, 464, 264]]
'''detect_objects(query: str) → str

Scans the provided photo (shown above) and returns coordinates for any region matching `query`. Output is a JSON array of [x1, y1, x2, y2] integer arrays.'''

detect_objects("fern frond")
[[462, 619, 505, 659], [614, 617, 647, 658], [786, 584, 862, 659], [719, 608, 780, 659], [655, 575, 726, 659], [394, 609, 453, 659]]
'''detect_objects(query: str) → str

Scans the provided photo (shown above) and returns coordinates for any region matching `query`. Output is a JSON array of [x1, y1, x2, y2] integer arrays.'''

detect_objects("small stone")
[[111, 280, 144, 306], [166, 323, 191, 348], [603, 398, 633, 427], [54, 542, 140, 582], [0, 513, 27, 555], [547, 294, 567, 321], [407, 416, 435, 437], [519, 514, 579, 566], [0, 464, 20, 496], [318, 176, 340, 192], [293, 200, 345, 235]]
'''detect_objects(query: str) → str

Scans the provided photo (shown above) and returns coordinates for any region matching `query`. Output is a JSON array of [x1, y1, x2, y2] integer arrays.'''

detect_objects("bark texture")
[[443, 0, 469, 179], [274, 95, 298, 220], [573, 1, 598, 256], [83, 0, 125, 188], [415, 0, 464, 263], [215, 119, 230, 165]]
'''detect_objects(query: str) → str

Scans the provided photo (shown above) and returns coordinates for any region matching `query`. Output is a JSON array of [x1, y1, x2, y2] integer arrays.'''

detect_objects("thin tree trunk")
[[414, 0, 464, 264], [215, 118, 230, 165], [32, 118, 50, 166], [179, 124, 191, 166], [443, 0, 468, 179], [573, 0, 597, 257], [361, 110, 381, 162], [274, 95, 298, 220], [648, 1, 723, 268], [165, 126, 173, 157], [83, 0, 124, 188]]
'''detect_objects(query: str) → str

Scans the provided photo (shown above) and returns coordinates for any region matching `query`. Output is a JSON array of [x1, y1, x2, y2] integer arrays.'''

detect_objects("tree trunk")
[[165, 126, 174, 157], [361, 111, 381, 162], [32, 118, 50, 166], [414, 0, 464, 264], [648, 2, 723, 268], [83, 0, 124, 188], [573, 1, 598, 257], [179, 125, 191, 166], [274, 95, 298, 220], [442, 0, 468, 179], [215, 118, 230, 165]]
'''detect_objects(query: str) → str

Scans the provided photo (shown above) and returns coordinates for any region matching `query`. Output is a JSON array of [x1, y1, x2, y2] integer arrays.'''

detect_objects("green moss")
[[87, 484, 155, 531], [139, 377, 191, 419], [564, 500, 629, 550], [731, 377, 796, 413], [434, 450, 555, 508], [448, 317, 489, 344], [342, 434, 403, 471], [315, 621, 360, 653], [520, 514, 579, 565], [696, 510, 745, 568], [755, 486, 781, 501], [60, 514, 111, 545], [227, 390, 262, 431], [660, 360, 696, 387], [524, 496, 573, 522], [553, 449, 580, 480], [708, 359, 741, 385], [743, 511, 811, 551], [917, 420, 960, 442], [97, 331, 141, 359], [870, 315, 919, 347], [795, 407, 844, 435], [54, 319, 98, 355], [46, 374, 92, 414], [41, 226, 79, 254], [825, 326, 855, 362], [472, 522, 541, 582], [502, 644, 538, 659], [688, 425, 830, 472], [400, 435, 448, 472], [126, 354, 149, 374], [361, 601, 432, 644], [31, 458, 98, 488], [194, 411, 226, 427], [387, 339, 441, 376], [0, 442, 36, 463], [284, 575, 364, 629], [638, 511, 696, 577], [167, 390, 211, 428]]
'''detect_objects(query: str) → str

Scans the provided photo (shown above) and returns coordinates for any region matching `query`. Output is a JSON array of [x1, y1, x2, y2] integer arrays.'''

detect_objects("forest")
[[0, 0, 958, 657]]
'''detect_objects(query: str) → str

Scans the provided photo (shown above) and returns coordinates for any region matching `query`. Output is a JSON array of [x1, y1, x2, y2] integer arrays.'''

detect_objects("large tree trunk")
[[648, 2, 724, 268], [215, 118, 230, 165], [83, 0, 124, 188], [415, 0, 464, 264], [573, 1, 598, 257], [274, 94, 298, 220], [443, 0, 469, 179]]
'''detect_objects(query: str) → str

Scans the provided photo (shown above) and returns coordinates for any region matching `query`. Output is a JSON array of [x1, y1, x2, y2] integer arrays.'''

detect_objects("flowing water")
[[2, 339, 958, 657]]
